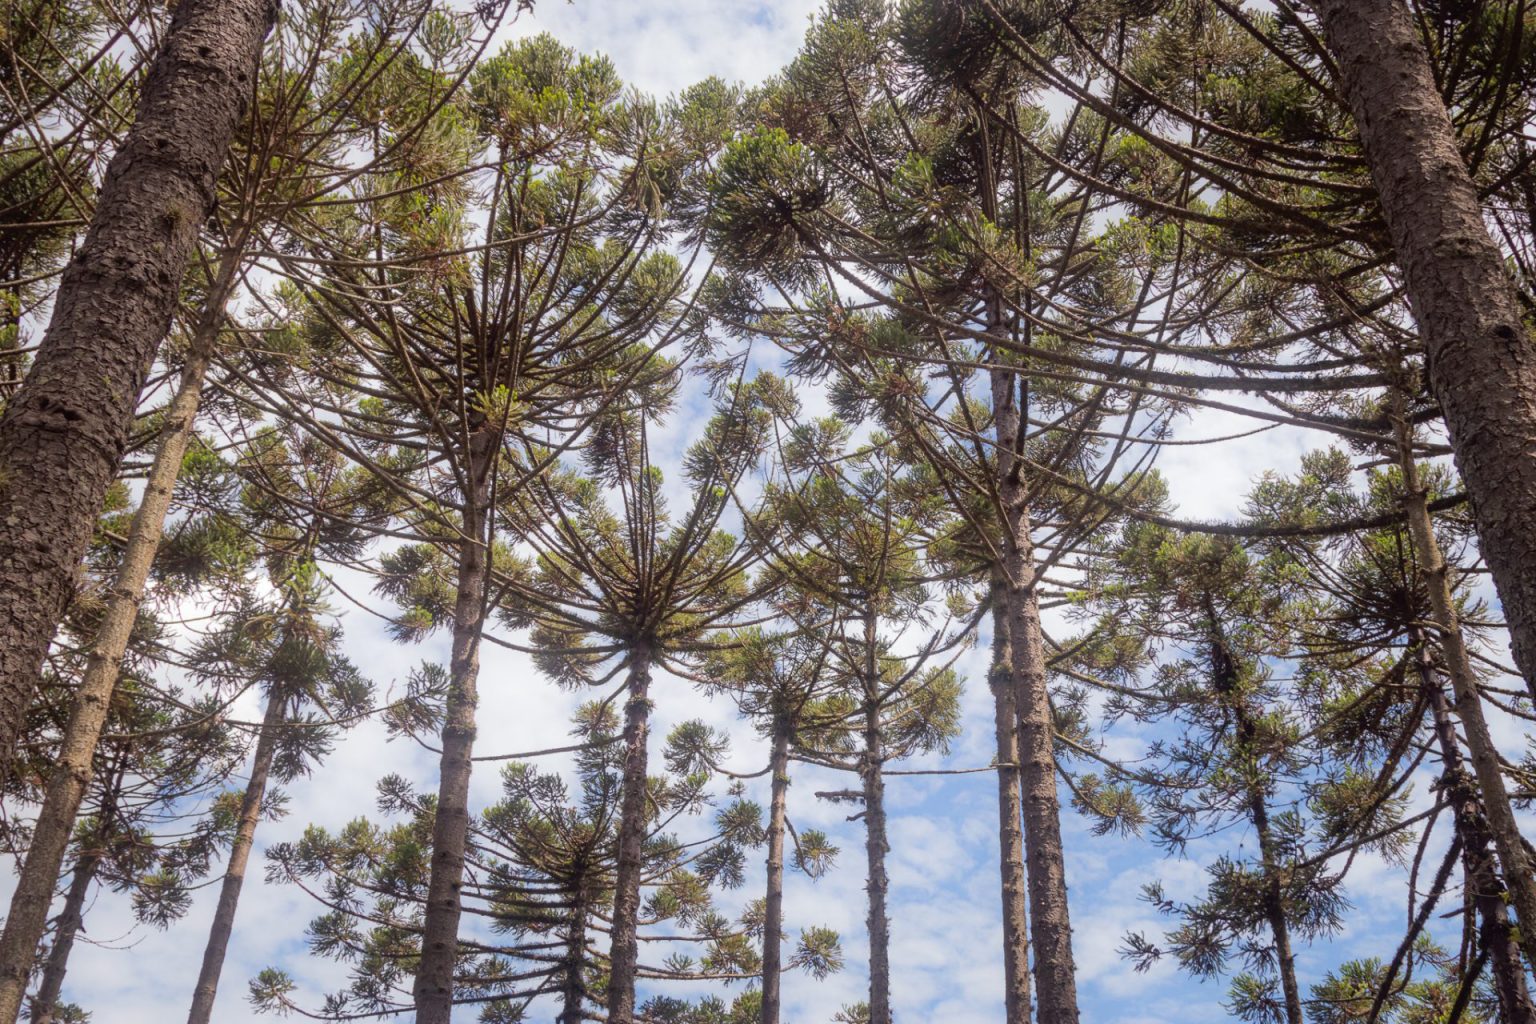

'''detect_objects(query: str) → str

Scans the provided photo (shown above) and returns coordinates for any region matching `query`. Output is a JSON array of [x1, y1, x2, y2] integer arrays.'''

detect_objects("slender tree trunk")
[[28, 847, 101, 1024], [1248, 780, 1302, 1024], [1311, 0, 1536, 702], [607, 642, 654, 1023], [1394, 416, 1536, 977], [413, 433, 494, 1024], [186, 688, 286, 1024], [987, 580, 1032, 1024], [1413, 630, 1536, 1024], [761, 717, 791, 1024], [860, 640, 892, 1024], [558, 881, 587, 1024], [0, 260, 234, 1024], [1205, 599, 1302, 1024], [992, 365, 1078, 1024], [0, 0, 275, 774]]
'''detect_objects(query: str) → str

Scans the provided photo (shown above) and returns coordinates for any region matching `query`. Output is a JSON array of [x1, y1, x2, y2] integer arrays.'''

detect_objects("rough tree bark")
[[987, 579, 1032, 1024], [1311, 0, 1536, 702], [0, 0, 276, 775], [607, 642, 654, 1023], [0, 261, 234, 1024], [186, 689, 287, 1024], [761, 717, 791, 1024], [1412, 629, 1536, 1024], [413, 432, 494, 1024], [993, 365, 1079, 1024]]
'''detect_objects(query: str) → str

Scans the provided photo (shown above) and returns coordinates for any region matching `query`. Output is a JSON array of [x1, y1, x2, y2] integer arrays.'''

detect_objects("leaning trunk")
[[1413, 629, 1536, 1024], [987, 579, 1031, 1024], [1312, 0, 1536, 702], [761, 717, 791, 1024], [413, 432, 494, 1023], [1394, 416, 1536, 976], [28, 848, 100, 1024], [27, 814, 109, 1024], [0, 0, 275, 773], [860, 653, 892, 1024], [607, 642, 654, 1023], [0, 266, 232, 1024], [186, 689, 287, 1024], [992, 363, 1079, 1023]]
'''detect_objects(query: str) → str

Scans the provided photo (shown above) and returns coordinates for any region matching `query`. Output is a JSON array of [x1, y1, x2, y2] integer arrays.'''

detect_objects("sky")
[[3, 2, 1531, 1023]]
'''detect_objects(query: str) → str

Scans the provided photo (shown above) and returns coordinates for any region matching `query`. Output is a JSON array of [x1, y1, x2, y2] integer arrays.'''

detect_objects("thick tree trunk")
[[860, 653, 892, 1024], [987, 581, 1032, 1024], [761, 718, 791, 1024], [992, 366, 1079, 1024], [413, 435, 493, 1024], [607, 643, 654, 1023], [1312, 0, 1536, 702], [1413, 630, 1536, 1024], [0, 271, 231, 1024], [1394, 420, 1536, 977], [186, 689, 286, 1024], [0, 0, 275, 774], [28, 848, 101, 1024]]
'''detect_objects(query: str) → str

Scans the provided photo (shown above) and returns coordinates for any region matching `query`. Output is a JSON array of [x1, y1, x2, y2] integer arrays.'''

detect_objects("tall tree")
[[0, 0, 278, 769]]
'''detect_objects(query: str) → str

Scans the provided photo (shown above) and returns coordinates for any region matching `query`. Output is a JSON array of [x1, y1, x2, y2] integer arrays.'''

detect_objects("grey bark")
[[0, 0, 275, 775], [413, 432, 494, 1024], [987, 584, 1032, 1024], [558, 879, 587, 1024], [860, 611, 892, 1024], [0, 264, 232, 1024], [1312, 0, 1536, 703], [606, 643, 654, 1023], [186, 689, 287, 1024], [761, 718, 790, 1024], [992, 365, 1079, 1024]]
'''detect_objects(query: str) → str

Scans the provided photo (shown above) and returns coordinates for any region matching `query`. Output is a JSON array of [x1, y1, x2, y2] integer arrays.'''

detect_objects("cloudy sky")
[[4, 3, 1527, 1023]]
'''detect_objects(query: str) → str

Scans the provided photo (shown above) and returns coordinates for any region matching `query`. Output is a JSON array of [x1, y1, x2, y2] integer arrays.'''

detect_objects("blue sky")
[[3, 3, 1530, 1022]]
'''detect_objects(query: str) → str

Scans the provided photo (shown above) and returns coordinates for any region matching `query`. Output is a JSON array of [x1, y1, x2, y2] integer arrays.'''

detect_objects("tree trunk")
[[607, 643, 654, 1024], [1394, 416, 1536, 977], [1248, 778, 1302, 1024], [1413, 629, 1536, 1024], [992, 365, 1079, 1024], [186, 688, 286, 1024], [761, 717, 790, 1024], [0, 263, 232, 1024], [1206, 599, 1302, 1024], [28, 847, 101, 1024], [558, 880, 587, 1024], [1311, 0, 1536, 702], [860, 659, 892, 1024], [0, 0, 275, 775], [413, 433, 494, 1024], [987, 580, 1032, 1024]]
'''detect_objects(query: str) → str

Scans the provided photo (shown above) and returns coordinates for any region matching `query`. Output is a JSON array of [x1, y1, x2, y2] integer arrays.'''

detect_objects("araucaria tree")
[[5, 3, 1536, 1024]]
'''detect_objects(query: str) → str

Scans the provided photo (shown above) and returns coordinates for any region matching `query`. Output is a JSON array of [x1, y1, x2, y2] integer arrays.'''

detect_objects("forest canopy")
[[1, 2, 1536, 1024]]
